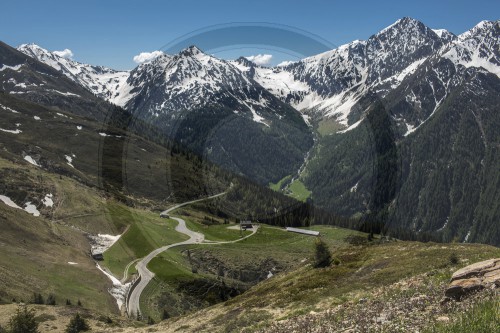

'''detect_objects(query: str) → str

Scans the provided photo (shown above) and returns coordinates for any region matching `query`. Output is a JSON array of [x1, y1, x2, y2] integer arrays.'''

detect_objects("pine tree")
[[31, 293, 44, 305], [45, 294, 56, 305], [8, 306, 39, 333], [313, 237, 332, 268], [65, 313, 89, 333]]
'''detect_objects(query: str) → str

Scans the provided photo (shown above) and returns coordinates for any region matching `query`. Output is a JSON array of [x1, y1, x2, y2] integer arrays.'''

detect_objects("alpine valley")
[[0, 16, 499, 333], [10, 17, 500, 245]]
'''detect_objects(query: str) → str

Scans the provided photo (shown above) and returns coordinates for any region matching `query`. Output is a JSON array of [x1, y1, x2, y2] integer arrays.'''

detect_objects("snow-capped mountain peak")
[[432, 28, 456, 42], [179, 45, 204, 57], [239, 17, 454, 128], [17, 43, 129, 101], [119, 45, 298, 129], [442, 20, 500, 77]]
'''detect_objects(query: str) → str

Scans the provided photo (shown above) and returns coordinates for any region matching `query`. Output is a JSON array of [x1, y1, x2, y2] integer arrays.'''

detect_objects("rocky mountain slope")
[[115, 46, 313, 184], [0, 42, 117, 121], [17, 43, 129, 101], [16, 44, 313, 185], [300, 19, 500, 245]]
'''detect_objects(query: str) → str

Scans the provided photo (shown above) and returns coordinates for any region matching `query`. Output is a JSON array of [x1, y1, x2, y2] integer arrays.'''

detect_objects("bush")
[[449, 253, 460, 265], [31, 293, 44, 305], [45, 294, 56, 306], [65, 313, 89, 333], [8, 306, 39, 333], [313, 237, 332, 268]]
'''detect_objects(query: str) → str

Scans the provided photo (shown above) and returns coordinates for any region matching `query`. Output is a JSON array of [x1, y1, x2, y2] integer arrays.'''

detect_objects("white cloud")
[[133, 50, 164, 64], [245, 54, 273, 66], [277, 60, 295, 67], [53, 49, 74, 59]]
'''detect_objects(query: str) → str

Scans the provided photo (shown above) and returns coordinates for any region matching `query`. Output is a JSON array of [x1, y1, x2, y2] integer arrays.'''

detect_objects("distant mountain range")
[[2, 17, 500, 245]]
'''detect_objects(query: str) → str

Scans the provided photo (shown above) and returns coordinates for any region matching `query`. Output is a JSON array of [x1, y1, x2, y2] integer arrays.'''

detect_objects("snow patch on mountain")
[[0, 195, 22, 209], [24, 202, 40, 216], [0, 64, 22, 72], [65, 155, 74, 168], [24, 155, 40, 167], [42, 194, 54, 207], [0, 127, 22, 134], [0, 103, 20, 113]]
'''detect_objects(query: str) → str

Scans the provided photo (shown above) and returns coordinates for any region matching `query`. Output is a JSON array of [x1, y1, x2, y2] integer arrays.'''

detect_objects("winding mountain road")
[[126, 191, 257, 317]]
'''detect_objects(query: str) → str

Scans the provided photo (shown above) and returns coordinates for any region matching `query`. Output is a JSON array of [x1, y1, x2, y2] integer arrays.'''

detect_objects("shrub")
[[31, 293, 44, 305], [8, 306, 39, 333], [449, 253, 460, 265], [45, 294, 56, 306], [65, 313, 89, 333]]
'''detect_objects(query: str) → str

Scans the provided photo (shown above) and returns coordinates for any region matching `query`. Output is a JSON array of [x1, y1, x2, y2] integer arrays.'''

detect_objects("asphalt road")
[[126, 215, 204, 317], [127, 190, 252, 317]]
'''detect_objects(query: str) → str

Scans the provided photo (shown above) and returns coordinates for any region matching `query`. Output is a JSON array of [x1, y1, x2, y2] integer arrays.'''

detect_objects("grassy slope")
[[287, 180, 311, 201], [138, 225, 365, 321], [102, 215, 189, 277], [424, 295, 500, 333], [141, 240, 500, 333], [0, 159, 118, 313], [0, 92, 228, 315], [269, 176, 291, 192], [269, 176, 311, 202]]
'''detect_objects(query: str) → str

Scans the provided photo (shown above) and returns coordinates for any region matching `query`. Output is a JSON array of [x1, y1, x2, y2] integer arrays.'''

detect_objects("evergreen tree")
[[65, 313, 89, 333], [45, 294, 56, 305], [313, 237, 332, 268], [31, 293, 44, 305], [8, 306, 39, 333]]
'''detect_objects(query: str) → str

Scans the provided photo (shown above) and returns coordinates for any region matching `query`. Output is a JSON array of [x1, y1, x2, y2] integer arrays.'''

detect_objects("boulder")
[[445, 258, 500, 300]]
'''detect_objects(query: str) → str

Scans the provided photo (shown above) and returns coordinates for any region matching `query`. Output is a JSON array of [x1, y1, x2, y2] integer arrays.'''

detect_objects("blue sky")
[[1, 0, 498, 70]]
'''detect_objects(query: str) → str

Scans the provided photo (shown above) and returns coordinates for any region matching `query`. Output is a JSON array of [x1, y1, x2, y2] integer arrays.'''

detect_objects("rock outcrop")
[[445, 258, 500, 300]]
